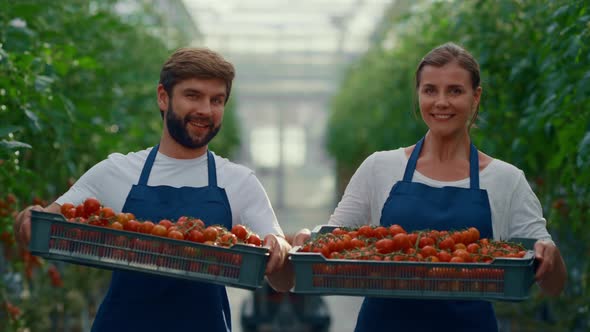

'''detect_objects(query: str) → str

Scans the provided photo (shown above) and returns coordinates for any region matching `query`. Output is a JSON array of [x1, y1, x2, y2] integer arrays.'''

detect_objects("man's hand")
[[13, 203, 60, 249], [14, 205, 43, 249], [534, 239, 567, 297], [263, 233, 294, 292]]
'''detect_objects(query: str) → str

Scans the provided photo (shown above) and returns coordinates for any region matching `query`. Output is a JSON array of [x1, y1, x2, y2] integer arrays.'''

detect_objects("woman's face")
[[418, 61, 481, 138]]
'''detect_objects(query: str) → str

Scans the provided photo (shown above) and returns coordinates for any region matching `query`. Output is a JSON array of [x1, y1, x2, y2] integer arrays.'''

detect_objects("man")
[[14, 47, 294, 331]]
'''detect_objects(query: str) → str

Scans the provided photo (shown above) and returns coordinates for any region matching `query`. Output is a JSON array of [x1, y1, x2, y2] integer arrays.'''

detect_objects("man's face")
[[161, 78, 227, 150]]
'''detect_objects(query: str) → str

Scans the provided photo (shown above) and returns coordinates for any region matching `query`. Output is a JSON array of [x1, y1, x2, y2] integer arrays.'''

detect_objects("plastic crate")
[[289, 225, 537, 301], [30, 210, 269, 290]]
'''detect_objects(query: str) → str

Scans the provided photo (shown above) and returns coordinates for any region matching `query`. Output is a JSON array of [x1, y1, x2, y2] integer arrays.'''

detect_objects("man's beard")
[[165, 102, 221, 149]]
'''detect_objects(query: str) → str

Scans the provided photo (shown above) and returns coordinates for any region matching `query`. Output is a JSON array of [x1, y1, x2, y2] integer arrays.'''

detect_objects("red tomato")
[[60, 203, 75, 216], [461, 230, 474, 244], [332, 228, 347, 236], [220, 233, 238, 246], [125, 220, 141, 232], [116, 213, 129, 226], [231, 224, 249, 241], [438, 237, 455, 251], [437, 250, 452, 262], [75, 204, 86, 218], [246, 233, 262, 246], [373, 226, 389, 239], [193, 218, 205, 229], [466, 243, 480, 254], [418, 236, 435, 249], [452, 249, 472, 262], [468, 227, 480, 242], [407, 233, 418, 246], [375, 238, 394, 254], [139, 221, 155, 234], [389, 224, 406, 236], [158, 219, 173, 230], [392, 233, 412, 251], [83, 197, 101, 216], [176, 216, 189, 227], [428, 230, 441, 241], [110, 222, 124, 230], [203, 226, 219, 242], [168, 230, 184, 240], [100, 207, 116, 219], [357, 225, 374, 238], [64, 207, 76, 219], [350, 238, 366, 249], [420, 245, 437, 258], [425, 255, 440, 262], [151, 224, 168, 237], [451, 231, 464, 245], [187, 229, 205, 243], [454, 243, 467, 251]]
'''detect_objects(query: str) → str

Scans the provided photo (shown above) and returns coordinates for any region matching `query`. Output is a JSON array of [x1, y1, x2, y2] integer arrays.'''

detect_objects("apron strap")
[[207, 150, 218, 187], [402, 137, 424, 182], [403, 137, 481, 190], [138, 145, 159, 185], [469, 143, 480, 190]]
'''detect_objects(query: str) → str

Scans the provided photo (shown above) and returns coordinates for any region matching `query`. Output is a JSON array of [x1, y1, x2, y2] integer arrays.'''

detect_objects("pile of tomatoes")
[[60, 197, 263, 248], [298, 224, 527, 263]]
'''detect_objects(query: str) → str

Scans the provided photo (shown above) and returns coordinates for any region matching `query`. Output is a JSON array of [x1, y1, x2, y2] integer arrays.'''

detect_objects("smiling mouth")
[[431, 114, 454, 119], [186, 117, 213, 128]]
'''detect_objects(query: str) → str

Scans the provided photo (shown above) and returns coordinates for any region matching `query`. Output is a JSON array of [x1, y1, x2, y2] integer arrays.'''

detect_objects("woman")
[[293, 42, 566, 331]]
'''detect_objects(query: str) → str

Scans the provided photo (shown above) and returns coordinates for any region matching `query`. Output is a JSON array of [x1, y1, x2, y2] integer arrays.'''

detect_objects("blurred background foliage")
[[0, 0, 240, 330], [327, 0, 589, 330]]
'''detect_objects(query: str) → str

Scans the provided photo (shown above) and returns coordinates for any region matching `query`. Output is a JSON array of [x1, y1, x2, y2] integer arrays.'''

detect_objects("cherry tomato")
[[391, 233, 412, 251], [151, 224, 168, 237], [158, 219, 173, 230], [83, 197, 101, 216], [203, 226, 219, 242], [375, 238, 394, 254], [125, 220, 141, 232], [168, 230, 185, 240], [187, 229, 205, 243], [60, 203, 75, 216], [139, 221, 154, 234], [388, 224, 406, 236], [246, 233, 262, 246], [231, 224, 249, 241]]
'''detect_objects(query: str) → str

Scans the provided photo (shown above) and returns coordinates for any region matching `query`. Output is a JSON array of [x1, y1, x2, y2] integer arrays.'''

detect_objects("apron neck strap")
[[138, 145, 159, 185], [469, 143, 479, 189], [402, 138, 424, 182], [207, 150, 217, 187], [403, 137, 480, 189]]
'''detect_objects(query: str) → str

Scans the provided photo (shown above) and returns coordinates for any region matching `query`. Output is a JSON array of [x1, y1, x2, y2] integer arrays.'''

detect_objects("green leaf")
[[0, 140, 32, 149], [577, 131, 590, 168], [34, 75, 54, 92], [24, 109, 41, 131]]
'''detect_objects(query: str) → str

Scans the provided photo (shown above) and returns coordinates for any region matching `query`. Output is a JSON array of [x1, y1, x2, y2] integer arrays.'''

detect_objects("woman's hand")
[[263, 234, 294, 292], [534, 240, 567, 296], [292, 228, 311, 247]]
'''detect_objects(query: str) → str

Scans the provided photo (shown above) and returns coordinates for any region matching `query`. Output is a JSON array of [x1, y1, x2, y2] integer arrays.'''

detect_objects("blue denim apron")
[[355, 137, 497, 332], [92, 145, 233, 332]]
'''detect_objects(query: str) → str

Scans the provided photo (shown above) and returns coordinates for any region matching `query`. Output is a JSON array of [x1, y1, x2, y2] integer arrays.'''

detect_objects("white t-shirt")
[[56, 148, 284, 238], [328, 148, 552, 241]]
